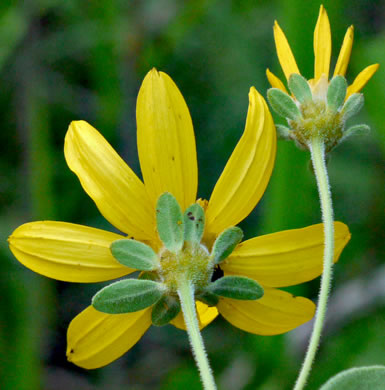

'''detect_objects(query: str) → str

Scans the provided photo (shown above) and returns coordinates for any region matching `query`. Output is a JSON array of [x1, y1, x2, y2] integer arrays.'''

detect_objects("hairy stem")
[[178, 278, 217, 390], [294, 138, 335, 390]]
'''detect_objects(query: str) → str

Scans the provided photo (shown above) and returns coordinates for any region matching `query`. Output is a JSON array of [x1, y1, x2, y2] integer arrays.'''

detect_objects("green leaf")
[[156, 192, 184, 253], [327, 75, 347, 111], [211, 227, 243, 264], [183, 203, 205, 244], [267, 88, 301, 121], [197, 291, 219, 306], [320, 366, 385, 390], [343, 124, 370, 139], [92, 279, 165, 314], [151, 295, 181, 326], [207, 276, 264, 300], [288, 73, 312, 104], [341, 93, 364, 120], [110, 239, 159, 271]]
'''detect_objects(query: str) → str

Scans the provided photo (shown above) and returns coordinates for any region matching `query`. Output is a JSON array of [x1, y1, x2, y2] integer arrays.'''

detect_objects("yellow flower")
[[9, 69, 350, 370], [267, 5, 379, 100]]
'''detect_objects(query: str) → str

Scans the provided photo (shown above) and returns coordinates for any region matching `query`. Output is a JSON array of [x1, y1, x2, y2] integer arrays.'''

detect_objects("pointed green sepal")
[[211, 227, 243, 265], [288, 73, 312, 104], [151, 295, 181, 326], [156, 192, 184, 253], [206, 275, 264, 300], [183, 203, 205, 244], [92, 279, 165, 314], [341, 93, 364, 120], [327, 76, 347, 111], [110, 239, 159, 271], [267, 88, 301, 121], [343, 124, 370, 139], [197, 291, 219, 306], [276, 124, 292, 140]]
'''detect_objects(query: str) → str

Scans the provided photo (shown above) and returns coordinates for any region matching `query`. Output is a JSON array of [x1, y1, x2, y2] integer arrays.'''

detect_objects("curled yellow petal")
[[222, 222, 350, 287], [205, 88, 276, 238], [8, 221, 132, 283], [171, 301, 218, 330], [314, 5, 332, 81], [346, 63, 380, 98], [67, 306, 151, 369], [137, 69, 198, 211], [334, 26, 354, 77], [64, 120, 155, 240], [273, 21, 300, 80], [266, 68, 289, 93], [217, 288, 315, 335]]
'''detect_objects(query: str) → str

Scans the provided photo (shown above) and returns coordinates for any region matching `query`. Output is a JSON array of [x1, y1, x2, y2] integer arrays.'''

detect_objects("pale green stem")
[[293, 138, 335, 390], [177, 278, 217, 390]]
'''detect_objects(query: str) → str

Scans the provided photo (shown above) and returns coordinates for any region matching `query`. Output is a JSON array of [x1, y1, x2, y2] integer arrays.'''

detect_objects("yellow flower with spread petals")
[[267, 5, 379, 100], [9, 69, 350, 370]]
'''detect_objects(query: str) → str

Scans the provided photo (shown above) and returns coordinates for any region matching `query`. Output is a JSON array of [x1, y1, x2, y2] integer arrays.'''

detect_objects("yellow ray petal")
[[334, 26, 354, 76], [266, 68, 289, 93], [273, 21, 300, 80], [222, 222, 350, 287], [314, 5, 332, 81], [137, 69, 198, 211], [205, 88, 276, 237], [8, 221, 133, 282], [346, 63, 380, 98], [171, 301, 218, 330], [67, 306, 151, 369], [217, 287, 315, 335], [64, 121, 155, 240]]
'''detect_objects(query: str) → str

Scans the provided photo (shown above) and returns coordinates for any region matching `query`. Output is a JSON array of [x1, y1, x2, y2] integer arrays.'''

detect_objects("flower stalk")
[[293, 138, 334, 390], [178, 278, 217, 390]]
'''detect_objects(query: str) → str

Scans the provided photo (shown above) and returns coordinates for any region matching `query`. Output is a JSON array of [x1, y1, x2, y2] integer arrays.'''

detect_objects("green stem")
[[293, 138, 335, 390], [177, 278, 217, 390]]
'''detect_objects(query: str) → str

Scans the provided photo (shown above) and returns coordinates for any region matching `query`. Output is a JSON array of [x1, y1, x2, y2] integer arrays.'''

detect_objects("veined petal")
[[346, 64, 380, 98], [8, 221, 132, 283], [205, 88, 276, 237], [171, 301, 218, 330], [222, 222, 350, 287], [314, 5, 332, 81], [67, 306, 151, 369], [64, 121, 155, 240], [266, 69, 289, 93], [137, 69, 198, 211], [273, 21, 300, 80], [334, 26, 354, 77], [217, 287, 315, 335]]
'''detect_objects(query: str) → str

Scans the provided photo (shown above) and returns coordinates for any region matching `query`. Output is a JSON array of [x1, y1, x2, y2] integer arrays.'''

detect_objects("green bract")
[[288, 73, 312, 104], [267, 88, 301, 121], [183, 203, 205, 244], [110, 239, 159, 271], [92, 279, 165, 314], [151, 295, 181, 326], [327, 76, 347, 112], [211, 227, 243, 265]]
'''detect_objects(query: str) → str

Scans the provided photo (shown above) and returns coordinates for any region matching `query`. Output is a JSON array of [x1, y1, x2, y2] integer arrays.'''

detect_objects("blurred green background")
[[0, 0, 384, 389]]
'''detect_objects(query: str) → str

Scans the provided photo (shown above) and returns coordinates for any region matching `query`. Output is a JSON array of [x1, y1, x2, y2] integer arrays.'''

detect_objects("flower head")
[[9, 69, 350, 369], [267, 5, 379, 152]]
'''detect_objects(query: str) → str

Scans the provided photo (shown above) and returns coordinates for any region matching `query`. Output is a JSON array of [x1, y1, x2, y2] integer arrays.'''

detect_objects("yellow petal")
[[266, 68, 289, 93], [346, 63, 380, 98], [67, 306, 151, 369], [222, 222, 350, 287], [273, 21, 300, 80], [137, 69, 198, 211], [64, 120, 155, 240], [217, 288, 315, 335], [171, 301, 218, 330], [314, 5, 332, 81], [205, 88, 276, 238], [334, 26, 354, 76], [8, 221, 133, 282]]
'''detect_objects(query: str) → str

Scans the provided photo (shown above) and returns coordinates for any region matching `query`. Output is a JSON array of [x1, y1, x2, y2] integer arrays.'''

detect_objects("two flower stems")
[[294, 138, 335, 390], [178, 278, 217, 390]]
